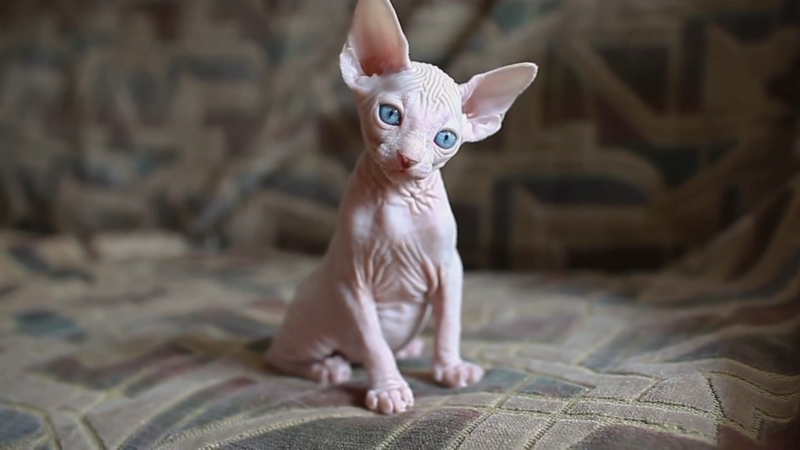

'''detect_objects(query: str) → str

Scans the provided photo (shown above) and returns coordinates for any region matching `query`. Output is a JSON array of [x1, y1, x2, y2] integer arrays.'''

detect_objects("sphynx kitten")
[[264, 0, 537, 415]]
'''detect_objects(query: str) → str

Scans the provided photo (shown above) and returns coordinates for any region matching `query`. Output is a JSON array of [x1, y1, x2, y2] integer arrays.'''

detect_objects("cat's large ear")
[[340, 0, 411, 91], [459, 63, 538, 143]]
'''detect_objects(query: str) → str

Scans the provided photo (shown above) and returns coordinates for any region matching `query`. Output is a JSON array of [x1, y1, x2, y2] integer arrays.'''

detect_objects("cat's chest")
[[365, 202, 454, 300], [372, 201, 455, 254]]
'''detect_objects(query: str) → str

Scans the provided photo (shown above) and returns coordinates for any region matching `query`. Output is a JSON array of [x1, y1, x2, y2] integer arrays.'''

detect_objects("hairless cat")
[[264, 0, 538, 415]]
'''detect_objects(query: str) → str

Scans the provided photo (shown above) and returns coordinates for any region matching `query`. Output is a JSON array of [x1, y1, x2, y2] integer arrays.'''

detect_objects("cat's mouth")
[[384, 167, 428, 182]]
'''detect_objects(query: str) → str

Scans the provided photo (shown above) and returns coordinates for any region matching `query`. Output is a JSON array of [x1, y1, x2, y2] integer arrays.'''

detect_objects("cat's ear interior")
[[340, 0, 411, 91], [459, 63, 538, 143]]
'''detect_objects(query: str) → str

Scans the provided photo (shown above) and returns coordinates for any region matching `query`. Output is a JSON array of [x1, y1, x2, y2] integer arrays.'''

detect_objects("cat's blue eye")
[[378, 104, 402, 126], [434, 129, 458, 149]]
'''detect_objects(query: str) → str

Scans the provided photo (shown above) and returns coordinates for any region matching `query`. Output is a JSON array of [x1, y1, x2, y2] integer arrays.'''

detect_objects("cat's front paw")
[[433, 360, 484, 388], [365, 381, 414, 414]]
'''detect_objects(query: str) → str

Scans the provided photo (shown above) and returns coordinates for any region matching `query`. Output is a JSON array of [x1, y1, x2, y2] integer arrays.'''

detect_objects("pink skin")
[[264, 0, 537, 415]]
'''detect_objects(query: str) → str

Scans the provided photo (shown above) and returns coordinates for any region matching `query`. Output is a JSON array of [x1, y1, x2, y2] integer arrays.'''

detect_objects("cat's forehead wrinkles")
[[397, 62, 461, 123], [383, 64, 454, 93]]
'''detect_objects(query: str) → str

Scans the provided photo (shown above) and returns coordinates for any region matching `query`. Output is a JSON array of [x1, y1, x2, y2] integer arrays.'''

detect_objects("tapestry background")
[[2, 0, 798, 271]]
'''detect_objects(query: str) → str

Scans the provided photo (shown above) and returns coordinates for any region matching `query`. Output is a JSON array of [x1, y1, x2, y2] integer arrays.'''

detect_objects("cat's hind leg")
[[264, 294, 352, 385]]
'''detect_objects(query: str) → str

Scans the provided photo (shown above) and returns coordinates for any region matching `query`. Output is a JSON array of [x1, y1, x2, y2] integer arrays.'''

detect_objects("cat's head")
[[340, 0, 537, 182]]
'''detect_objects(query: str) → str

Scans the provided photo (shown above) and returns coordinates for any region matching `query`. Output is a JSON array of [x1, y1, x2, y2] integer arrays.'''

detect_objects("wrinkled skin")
[[264, 0, 537, 415]]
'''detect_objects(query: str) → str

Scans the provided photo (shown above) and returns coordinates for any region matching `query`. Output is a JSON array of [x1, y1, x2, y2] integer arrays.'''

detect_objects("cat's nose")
[[397, 153, 418, 169]]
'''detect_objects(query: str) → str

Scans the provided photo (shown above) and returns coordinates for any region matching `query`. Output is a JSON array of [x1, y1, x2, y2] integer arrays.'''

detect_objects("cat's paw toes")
[[395, 338, 425, 360], [309, 355, 352, 386], [433, 360, 484, 388], [365, 382, 414, 414]]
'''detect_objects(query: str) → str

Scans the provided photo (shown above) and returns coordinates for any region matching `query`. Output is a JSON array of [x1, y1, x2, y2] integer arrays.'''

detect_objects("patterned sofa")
[[1, 0, 800, 448]]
